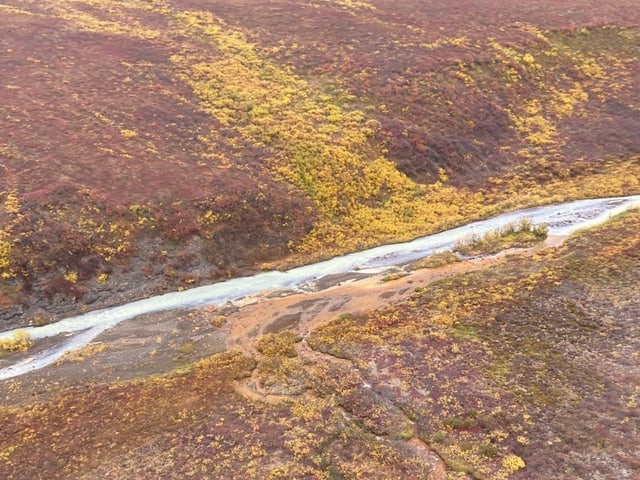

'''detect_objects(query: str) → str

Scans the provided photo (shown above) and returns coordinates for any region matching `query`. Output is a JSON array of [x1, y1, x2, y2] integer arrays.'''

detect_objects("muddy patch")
[[0, 307, 228, 405], [264, 312, 302, 334], [311, 271, 372, 291], [1, 243, 555, 406]]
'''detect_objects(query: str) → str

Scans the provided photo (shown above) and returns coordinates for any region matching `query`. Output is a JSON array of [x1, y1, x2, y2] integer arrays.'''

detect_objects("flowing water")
[[1, 195, 639, 380]]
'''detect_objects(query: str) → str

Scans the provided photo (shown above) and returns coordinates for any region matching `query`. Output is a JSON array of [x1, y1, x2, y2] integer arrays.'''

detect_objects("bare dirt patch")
[[0, 241, 548, 407], [0, 307, 227, 405]]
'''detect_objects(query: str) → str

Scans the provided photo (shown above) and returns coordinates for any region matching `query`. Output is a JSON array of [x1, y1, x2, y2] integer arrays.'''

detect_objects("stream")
[[1, 194, 639, 380]]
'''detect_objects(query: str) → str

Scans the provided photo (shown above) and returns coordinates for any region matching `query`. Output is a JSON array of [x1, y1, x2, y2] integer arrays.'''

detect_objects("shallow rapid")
[[1, 195, 639, 380]]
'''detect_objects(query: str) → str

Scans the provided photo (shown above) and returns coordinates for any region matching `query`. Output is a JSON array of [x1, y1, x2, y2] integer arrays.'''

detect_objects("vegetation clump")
[[0, 330, 33, 354], [55, 343, 106, 364], [411, 251, 462, 270], [255, 331, 300, 358], [454, 218, 548, 256], [381, 271, 409, 282]]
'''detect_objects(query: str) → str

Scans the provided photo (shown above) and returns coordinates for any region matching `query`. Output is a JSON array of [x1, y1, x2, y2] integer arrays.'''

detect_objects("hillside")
[[1, 0, 640, 328], [1, 204, 639, 479]]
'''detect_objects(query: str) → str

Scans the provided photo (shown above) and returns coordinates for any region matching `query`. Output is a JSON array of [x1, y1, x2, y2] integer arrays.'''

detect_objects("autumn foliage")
[[1, 0, 639, 328]]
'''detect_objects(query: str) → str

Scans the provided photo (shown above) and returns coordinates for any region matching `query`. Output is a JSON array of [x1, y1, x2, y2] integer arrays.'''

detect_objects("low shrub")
[[0, 330, 33, 353], [255, 331, 300, 357], [411, 251, 462, 270], [454, 218, 548, 256]]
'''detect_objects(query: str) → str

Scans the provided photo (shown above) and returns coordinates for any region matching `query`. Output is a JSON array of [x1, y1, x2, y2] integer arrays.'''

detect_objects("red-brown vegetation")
[[1, 0, 639, 326], [1, 207, 638, 479]]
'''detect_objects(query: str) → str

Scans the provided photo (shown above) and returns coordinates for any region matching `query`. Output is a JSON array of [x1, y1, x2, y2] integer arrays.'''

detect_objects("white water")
[[1, 195, 639, 380]]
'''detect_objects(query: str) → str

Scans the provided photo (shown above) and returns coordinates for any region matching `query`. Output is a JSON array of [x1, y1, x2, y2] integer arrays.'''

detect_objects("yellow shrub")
[[0, 330, 33, 353]]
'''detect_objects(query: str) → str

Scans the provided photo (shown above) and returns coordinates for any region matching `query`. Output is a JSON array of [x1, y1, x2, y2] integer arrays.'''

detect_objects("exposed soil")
[[2, 0, 639, 327], [0, 240, 551, 406], [0, 307, 227, 405], [1, 210, 638, 479]]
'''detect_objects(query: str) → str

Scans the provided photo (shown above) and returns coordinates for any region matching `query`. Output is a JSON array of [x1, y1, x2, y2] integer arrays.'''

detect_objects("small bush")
[[177, 341, 195, 355], [196, 351, 257, 379], [56, 342, 106, 364], [442, 415, 477, 429], [479, 444, 499, 458], [0, 330, 33, 353], [255, 331, 300, 357], [411, 251, 462, 270], [381, 272, 409, 282], [42, 275, 84, 301], [210, 315, 227, 327]]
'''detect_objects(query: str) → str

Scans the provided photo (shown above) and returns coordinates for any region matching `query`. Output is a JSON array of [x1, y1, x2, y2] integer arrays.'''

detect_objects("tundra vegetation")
[[0, 330, 32, 354], [1, 203, 638, 480], [1, 0, 639, 326], [1, 0, 640, 478], [453, 218, 548, 256]]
